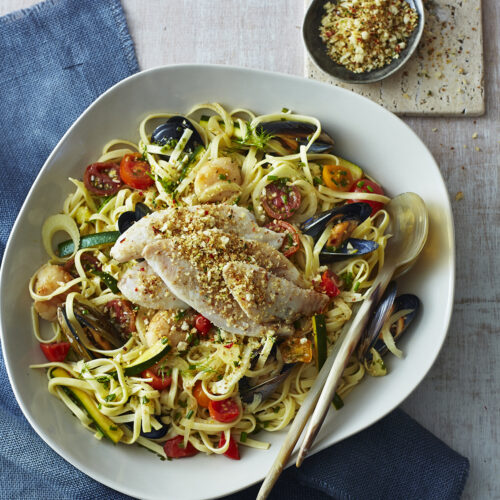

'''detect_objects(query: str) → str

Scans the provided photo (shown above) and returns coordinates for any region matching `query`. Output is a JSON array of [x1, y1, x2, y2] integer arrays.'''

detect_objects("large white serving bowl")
[[0, 64, 454, 500]]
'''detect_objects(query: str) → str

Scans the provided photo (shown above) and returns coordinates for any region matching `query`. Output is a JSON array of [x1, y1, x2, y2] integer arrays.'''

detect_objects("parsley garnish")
[[104, 393, 116, 402], [186, 410, 194, 419]]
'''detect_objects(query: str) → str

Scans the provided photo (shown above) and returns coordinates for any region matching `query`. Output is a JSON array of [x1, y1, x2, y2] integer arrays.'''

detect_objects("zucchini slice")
[[336, 157, 364, 182], [312, 314, 327, 370], [123, 337, 171, 376], [58, 231, 120, 257], [50, 367, 124, 443], [312, 314, 344, 410]]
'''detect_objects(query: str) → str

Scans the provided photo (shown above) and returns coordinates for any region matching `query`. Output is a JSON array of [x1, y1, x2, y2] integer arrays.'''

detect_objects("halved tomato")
[[347, 179, 385, 215], [218, 433, 240, 460], [40, 342, 71, 362], [84, 162, 123, 196], [163, 435, 198, 458], [265, 219, 300, 257], [193, 380, 211, 408], [322, 164, 355, 191], [120, 153, 154, 190], [208, 398, 240, 423], [261, 179, 301, 220]]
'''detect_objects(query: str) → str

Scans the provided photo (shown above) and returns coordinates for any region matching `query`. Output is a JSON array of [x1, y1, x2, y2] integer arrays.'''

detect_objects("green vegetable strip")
[[58, 231, 120, 257], [91, 270, 119, 294]]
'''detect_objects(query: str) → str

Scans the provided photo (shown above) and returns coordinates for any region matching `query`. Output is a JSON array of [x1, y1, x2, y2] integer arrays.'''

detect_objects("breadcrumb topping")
[[320, 0, 418, 73]]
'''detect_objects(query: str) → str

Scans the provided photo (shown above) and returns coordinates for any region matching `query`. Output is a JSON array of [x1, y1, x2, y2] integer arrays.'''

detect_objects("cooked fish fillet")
[[223, 262, 328, 323], [110, 205, 284, 262], [142, 232, 294, 337], [118, 262, 188, 310]]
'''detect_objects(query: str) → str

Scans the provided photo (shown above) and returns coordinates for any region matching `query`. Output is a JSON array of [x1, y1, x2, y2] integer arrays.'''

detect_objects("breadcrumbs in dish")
[[320, 0, 418, 73]]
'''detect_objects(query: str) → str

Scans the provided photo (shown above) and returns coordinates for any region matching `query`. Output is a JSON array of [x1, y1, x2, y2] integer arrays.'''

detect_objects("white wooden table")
[[2, 1, 499, 498]]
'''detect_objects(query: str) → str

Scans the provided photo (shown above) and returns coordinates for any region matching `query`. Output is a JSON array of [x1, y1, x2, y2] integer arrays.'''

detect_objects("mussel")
[[257, 120, 335, 154], [239, 364, 294, 404], [299, 202, 379, 262], [57, 300, 126, 361], [118, 202, 152, 234], [151, 115, 204, 154], [357, 284, 420, 362], [125, 421, 169, 439]]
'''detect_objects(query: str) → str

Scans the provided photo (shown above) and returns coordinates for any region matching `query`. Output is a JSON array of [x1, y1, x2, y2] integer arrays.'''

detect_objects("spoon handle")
[[295, 263, 395, 467]]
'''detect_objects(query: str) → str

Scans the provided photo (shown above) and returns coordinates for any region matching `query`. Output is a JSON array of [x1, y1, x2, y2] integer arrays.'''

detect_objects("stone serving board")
[[305, 0, 485, 115]]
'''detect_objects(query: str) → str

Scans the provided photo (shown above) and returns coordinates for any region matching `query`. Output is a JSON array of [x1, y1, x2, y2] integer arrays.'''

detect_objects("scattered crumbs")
[[432, 128, 438, 132], [472, 132, 478, 139], [455, 191, 464, 201], [475, 146, 481, 152]]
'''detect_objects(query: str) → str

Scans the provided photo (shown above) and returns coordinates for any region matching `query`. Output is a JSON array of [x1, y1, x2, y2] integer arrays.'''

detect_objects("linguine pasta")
[[29, 103, 394, 459]]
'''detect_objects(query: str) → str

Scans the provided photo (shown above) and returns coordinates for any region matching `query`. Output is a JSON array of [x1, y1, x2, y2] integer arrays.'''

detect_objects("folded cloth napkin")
[[0, 1, 469, 499]]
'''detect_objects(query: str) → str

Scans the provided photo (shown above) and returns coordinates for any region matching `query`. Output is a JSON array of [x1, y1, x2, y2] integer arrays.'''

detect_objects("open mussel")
[[257, 120, 334, 154], [299, 202, 378, 262], [358, 284, 420, 362], [57, 300, 126, 361], [151, 115, 204, 154], [118, 202, 152, 234]]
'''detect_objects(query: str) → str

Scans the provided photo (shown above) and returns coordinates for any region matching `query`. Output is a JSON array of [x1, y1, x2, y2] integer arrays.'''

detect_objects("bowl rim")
[[0, 63, 455, 500]]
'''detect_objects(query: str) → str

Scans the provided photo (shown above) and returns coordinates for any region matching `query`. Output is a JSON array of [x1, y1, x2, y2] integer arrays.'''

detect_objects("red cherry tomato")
[[218, 433, 240, 460], [105, 299, 136, 333], [265, 220, 301, 257], [119, 153, 154, 190], [40, 342, 71, 362], [321, 270, 341, 298], [83, 162, 123, 196], [347, 179, 385, 215], [208, 398, 240, 423], [163, 435, 199, 459], [261, 179, 301, 220], [141, 367, 172, 391], [194, 314, 212, 336]]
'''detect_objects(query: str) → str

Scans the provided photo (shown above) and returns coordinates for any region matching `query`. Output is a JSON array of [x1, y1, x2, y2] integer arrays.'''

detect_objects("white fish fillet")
[[142, 235, 294, 337], [118, 262, 188, 310], [223, 262, 328, 323], [110, 205, 284, 262]]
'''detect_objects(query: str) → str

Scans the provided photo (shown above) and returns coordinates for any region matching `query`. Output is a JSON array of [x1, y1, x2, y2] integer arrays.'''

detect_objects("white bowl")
[[0, 64, 454, 500]]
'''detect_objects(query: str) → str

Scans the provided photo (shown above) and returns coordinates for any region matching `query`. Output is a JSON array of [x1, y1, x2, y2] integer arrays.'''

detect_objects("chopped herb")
[[267, 175, 279, 181], [232, 196, 241, 205], [313, 176, 324, 186], [240, 432, 248, 442], [235, 122, 274, 149], [109, 425, 118, 431], [366, 184, 374, 192], [357, 180, 365, 188], [218, 173, 228, 181], [175, 309, 187, 321], [186, 410, 194, 419], [233, 361, 240, 367], [104, 393, 116, 402], [97, 403, 102, 409], [188, 364, 196, 371], [341, 271, 354, 288], [353, 281, 360, 292], [96, 376, 110, 389], [281, 107, 289, 113], [161, 337, 169, 345], [273, 406, 280, 414], [142, 396, 150, 404]]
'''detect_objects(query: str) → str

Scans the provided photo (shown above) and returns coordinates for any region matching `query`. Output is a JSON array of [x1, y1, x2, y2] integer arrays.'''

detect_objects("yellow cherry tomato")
[[322, 164, 355, 191]]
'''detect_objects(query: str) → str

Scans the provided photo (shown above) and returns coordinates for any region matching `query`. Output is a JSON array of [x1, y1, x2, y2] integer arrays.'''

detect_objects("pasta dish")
[[29, 103, 414, 460]]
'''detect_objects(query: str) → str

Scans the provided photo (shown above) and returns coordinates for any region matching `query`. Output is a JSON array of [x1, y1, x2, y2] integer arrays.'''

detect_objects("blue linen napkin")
[[0, 1, 469, 499]]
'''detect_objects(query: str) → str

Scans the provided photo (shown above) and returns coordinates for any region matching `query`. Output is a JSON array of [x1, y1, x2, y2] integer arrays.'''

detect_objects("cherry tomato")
[[141, 366, 172, 391], [321, 270, 341, 298], [193, 380, 211, 408], [163, 435, 199, 459], [261, 179, 301, 220], [208, 398, 240, 423], [105, 299, 136, 333], [279, 337, 313, 364], [119, 153, 154, 190], [265, 220, 301, 257], [194, 314, 212, 336], [63, 253, 102, 277], [83, 162, 123, 196], [218, 433, 240, 460], [40, 342, 71, 362], [347, 179, 385, 215], [322, 164, 355, 191]]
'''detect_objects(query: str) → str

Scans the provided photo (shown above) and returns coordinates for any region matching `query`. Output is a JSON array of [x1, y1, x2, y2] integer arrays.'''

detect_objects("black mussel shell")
[[118, 202, 152, 234], [299, 202, 372, 241], [257, 120, 334, 153], [358, 281, 397, 360], [151, 115, 204, 153], [320, 238, 379, 262], [240, 364, 293, 404], [57, 307, 95, 361], [126, 421, 169, 439]]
